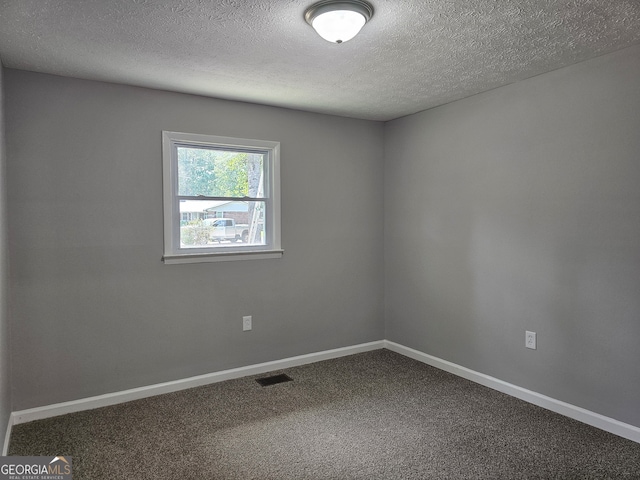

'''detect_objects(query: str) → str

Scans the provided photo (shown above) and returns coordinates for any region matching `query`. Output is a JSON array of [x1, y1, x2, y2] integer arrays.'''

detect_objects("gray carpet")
[[9, 350, 640, 479]]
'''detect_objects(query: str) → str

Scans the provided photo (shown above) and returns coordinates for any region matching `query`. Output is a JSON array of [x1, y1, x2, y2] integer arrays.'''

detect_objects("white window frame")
[[162, 131, 282, 264]]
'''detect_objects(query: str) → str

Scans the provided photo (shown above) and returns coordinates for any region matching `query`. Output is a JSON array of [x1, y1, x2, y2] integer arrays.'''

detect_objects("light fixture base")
[[304, 0, 374, 25]]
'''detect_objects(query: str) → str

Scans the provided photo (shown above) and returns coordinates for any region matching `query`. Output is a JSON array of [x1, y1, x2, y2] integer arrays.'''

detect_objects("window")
[[162, 131, 282, 264]]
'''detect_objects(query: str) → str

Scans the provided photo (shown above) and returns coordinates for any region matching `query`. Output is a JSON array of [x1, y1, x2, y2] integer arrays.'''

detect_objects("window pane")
[[177, 146, 264, 198], [179, 199, 266, 248]]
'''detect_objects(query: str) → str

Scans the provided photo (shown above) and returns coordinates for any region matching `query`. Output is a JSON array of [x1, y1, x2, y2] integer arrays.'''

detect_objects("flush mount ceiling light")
[[304, 0, 374, 44]]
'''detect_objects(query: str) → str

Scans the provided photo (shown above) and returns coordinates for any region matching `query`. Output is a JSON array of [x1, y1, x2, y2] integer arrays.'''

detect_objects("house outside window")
[[162, 131, 282, 264]]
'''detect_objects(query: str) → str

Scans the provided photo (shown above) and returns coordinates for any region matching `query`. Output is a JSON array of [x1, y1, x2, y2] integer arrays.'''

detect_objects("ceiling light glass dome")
[[304, 0, 374, 44]]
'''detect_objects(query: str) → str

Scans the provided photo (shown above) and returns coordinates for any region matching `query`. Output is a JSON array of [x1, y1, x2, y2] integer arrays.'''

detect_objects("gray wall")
[[6, 70, 385, 410], [0, 64, 12, 446], [385, 44, 640, 428], [5, 44, 640, 431]]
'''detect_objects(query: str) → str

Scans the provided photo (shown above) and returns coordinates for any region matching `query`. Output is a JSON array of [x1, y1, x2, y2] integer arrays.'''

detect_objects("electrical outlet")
[[526, 331, 536, 350], [243, 316, 252, 331]]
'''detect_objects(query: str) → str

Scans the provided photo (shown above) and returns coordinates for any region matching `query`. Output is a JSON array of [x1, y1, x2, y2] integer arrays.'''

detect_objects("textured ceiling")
[[1, 0, 639, 121]]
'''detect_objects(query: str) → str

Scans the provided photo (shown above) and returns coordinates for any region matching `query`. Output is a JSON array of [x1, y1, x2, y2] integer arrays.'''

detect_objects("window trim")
[[162, 131, 282, 264]]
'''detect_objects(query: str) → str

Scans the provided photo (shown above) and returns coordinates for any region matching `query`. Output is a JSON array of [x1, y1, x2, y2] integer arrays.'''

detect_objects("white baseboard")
[[10, 341, 384, 426], [383, 340, 640, 444], [2, 414, 12, 455], [5, 339, 639, 454]]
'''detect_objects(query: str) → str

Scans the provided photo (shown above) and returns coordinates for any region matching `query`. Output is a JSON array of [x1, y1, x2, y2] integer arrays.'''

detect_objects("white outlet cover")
[[526, 331, 537, 350], [243, 316, 252, 331]]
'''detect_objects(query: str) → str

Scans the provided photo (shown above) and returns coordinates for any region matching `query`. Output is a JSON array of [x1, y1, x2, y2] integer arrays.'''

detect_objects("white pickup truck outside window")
[[162, 131, 282, 264]]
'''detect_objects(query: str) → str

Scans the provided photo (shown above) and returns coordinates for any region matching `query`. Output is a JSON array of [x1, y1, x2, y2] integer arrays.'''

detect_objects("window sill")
[[163, 249, 284, 265]]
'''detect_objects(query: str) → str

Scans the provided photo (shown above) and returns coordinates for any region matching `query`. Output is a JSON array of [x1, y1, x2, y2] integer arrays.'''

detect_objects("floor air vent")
[[256, 373, 293, 387]]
